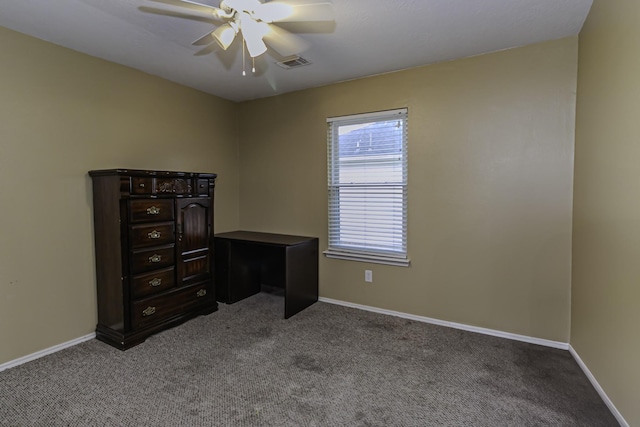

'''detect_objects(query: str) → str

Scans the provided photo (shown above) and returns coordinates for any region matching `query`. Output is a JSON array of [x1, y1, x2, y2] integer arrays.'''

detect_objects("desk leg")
[[215, 239, 261, 304], [284, 239, 319, 318]]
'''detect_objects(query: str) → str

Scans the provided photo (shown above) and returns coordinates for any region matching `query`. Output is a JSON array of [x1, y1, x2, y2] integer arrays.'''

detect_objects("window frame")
[[324, 108, 410, 267]]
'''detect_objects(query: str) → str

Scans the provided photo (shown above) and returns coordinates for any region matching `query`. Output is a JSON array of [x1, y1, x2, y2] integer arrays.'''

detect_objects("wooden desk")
[[214, 231, 319, 318]]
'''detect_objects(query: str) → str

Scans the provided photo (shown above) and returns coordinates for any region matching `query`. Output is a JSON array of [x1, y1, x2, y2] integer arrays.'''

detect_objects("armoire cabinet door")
[[176, 197, 211, 286]]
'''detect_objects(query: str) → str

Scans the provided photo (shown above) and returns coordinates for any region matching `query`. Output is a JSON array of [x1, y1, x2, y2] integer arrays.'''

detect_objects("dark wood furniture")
[[215, 231, 319, 318], [89, 169, 218, 350]]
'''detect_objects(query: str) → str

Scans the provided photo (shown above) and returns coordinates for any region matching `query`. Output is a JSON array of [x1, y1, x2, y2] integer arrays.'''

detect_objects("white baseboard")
[[0, 333, 96, 373], [318, 297, 569, 350], [569, 345, 628, 427]]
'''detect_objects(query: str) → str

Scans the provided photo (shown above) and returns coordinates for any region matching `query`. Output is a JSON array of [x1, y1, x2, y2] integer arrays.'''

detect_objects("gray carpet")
[[0, 293, 618, 426]]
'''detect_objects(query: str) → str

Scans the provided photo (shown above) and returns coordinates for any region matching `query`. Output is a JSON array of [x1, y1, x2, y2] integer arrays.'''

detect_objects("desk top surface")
[[215, 230, 317, 246]]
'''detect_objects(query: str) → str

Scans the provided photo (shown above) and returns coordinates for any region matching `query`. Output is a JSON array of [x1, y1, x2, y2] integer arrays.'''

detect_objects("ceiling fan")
[[148, 0, 335, 61]]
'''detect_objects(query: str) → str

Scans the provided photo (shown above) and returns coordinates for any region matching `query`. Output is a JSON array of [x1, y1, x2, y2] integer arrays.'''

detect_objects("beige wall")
[[0, 27, 240, 365], [0, 25, 582, 372], [573, 0, 640, 424], [238, 37, 578, 343]]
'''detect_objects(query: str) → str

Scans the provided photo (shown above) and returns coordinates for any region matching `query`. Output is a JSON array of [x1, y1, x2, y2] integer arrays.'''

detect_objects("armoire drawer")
[[130, 222, 175, 248], [196, 179, 209, 195], [131, 284, 210, 329], [130, 267, 175, 299], [131, 177, 154, 194], [129, 199, 174, 223], [131, 246, 175, 273]]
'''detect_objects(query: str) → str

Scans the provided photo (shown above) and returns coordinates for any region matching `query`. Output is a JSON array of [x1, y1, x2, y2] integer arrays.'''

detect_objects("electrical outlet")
[[365, 270, 373, 282]]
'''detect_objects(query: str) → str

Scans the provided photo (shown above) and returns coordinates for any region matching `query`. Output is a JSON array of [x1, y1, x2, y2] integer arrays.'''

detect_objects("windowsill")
[[323, 250, 410, 267]]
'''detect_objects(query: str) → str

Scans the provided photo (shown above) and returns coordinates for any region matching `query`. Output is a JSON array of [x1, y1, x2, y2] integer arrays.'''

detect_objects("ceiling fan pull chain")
[[242, 38, 247, 76], [252, 57, 256, 74]]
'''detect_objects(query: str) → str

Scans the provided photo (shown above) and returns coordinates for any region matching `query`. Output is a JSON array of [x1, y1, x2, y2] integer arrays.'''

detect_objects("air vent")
[[276, 56, 312, 70]]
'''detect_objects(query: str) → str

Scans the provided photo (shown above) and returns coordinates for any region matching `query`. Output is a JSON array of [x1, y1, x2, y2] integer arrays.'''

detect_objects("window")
[[324, 109, 409, 267]]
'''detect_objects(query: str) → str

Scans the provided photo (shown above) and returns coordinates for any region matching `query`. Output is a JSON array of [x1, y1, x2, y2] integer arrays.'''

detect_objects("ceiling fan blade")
[[161, 0, 218, 12], [224, 0, 262, 10], [260, 1, 335, 23], [146, 0, 223, 19], [194, 44, 219, 56], [263, 24, 310, 57], [192, 31, 216, 46], [139, 6, 217, 22], [251, 2, 292, 23]]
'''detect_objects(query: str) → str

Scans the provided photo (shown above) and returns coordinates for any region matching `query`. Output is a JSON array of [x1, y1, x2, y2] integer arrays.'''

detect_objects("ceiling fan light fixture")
[[243, 32, 268, 57], [212, 22, 238, 50], [239, 12, 270, 57]]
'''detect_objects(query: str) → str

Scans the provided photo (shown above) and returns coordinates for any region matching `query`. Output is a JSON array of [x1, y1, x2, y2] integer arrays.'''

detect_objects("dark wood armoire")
[[89, 169, 217, 349]]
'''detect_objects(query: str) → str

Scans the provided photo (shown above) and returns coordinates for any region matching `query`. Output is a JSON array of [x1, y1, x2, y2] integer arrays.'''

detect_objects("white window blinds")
[[325, 109, 409, 267]]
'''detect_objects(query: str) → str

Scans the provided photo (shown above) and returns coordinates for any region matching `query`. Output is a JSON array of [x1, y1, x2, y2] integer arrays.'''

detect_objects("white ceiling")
[[0, 0, 592, 102]]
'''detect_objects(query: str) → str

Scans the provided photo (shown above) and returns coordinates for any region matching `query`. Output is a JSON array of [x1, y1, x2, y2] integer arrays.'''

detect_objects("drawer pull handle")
[[197, 289, 207, 298], [148, 230, 161, 239], [149, 278, 162, 287], [142, 306, 156, 316], [149, 254, 162, 263], [139, 183, 145, 188], [146, 206, 160, 215]]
